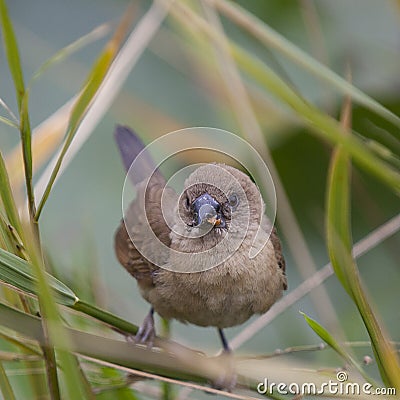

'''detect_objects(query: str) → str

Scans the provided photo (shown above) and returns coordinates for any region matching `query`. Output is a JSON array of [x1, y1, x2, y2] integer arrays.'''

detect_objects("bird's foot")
[[211, 349, 237, 392], [134, 308, 156, 348]]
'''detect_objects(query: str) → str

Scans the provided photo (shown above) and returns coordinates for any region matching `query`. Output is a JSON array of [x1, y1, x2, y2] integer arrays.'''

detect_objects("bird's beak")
[[193, 193, 225, 228]]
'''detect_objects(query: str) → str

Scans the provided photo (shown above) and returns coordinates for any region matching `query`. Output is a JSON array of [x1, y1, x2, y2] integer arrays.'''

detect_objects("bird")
[[114, 125, 287, 354]]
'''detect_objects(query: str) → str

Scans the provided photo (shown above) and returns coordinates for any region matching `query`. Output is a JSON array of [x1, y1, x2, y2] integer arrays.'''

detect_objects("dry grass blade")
[[0, 116, 18, 128], [0, 97, 18, 124]]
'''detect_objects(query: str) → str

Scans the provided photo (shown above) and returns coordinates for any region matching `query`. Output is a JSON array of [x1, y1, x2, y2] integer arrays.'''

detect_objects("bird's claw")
[[134, 309, 156, 348]]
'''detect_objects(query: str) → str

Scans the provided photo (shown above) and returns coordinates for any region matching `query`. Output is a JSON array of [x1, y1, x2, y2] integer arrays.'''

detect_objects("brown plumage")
[[114, 126, 287, 351]]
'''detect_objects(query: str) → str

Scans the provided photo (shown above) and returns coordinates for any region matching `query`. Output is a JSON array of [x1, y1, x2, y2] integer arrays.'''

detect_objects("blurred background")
[[1, 0, 399, 396]]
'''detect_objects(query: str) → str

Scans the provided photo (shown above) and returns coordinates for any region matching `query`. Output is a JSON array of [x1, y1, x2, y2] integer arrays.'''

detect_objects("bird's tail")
[[114, 125, 162, 185]]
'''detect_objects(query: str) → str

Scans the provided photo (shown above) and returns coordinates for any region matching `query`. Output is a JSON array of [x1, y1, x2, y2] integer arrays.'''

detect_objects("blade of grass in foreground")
[[0, 248, 77, 306], [0, 302, 337, 400], [34, 5, 136, 221], [0, 302, 215, 385], [326, 111, 400, 388], [0, 247, 139, 335], [24, 229, 92, 399]]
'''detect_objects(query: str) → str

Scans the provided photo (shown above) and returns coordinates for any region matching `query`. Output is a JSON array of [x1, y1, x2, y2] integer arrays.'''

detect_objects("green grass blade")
[[19, 94, 36, 220], [30, 23, 111, 87], [326, 131, 400, 387], [0, 0, 25, 109], [0, 362, 16, 400], [35, 7, 135, 221], [301, 312, 348, 359], [0, 152, 23, 239], [0, 248, 77, 306], [301, 312, 375, 384], [326, 147, 352, 295], [213, 0, 400, 129], [0, 0, 35, 220]]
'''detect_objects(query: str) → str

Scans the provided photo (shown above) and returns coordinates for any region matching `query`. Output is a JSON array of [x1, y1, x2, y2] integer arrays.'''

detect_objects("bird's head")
[[177, 164, 263, 238]]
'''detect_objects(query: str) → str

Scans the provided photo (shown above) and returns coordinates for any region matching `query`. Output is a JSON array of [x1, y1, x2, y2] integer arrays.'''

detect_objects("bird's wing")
[[114, 126, 174, 289], [270, 227, 287, 290]]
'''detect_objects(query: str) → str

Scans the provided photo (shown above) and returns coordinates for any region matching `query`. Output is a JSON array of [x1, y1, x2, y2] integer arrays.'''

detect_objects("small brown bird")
[[114, 126, 287, 352]]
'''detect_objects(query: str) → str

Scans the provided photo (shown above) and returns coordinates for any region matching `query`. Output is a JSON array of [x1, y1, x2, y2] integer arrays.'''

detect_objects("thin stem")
[[79, 354, 268, 400], [71, 300, 138, 335], [40, 345, 61, 400]]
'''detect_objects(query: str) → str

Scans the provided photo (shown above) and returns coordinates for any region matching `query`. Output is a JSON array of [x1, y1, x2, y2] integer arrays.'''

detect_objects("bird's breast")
[[144, 238, 284, 328]]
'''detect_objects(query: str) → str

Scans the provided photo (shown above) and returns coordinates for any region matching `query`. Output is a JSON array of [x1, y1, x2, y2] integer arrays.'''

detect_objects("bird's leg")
[[213, 329, 237, 391], [218, 328, 231, 353], [135, 307, 156, 347]]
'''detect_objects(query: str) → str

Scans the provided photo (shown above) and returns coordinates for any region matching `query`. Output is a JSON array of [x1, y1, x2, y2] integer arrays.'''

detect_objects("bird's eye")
[[228, 193, 239, 209]]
